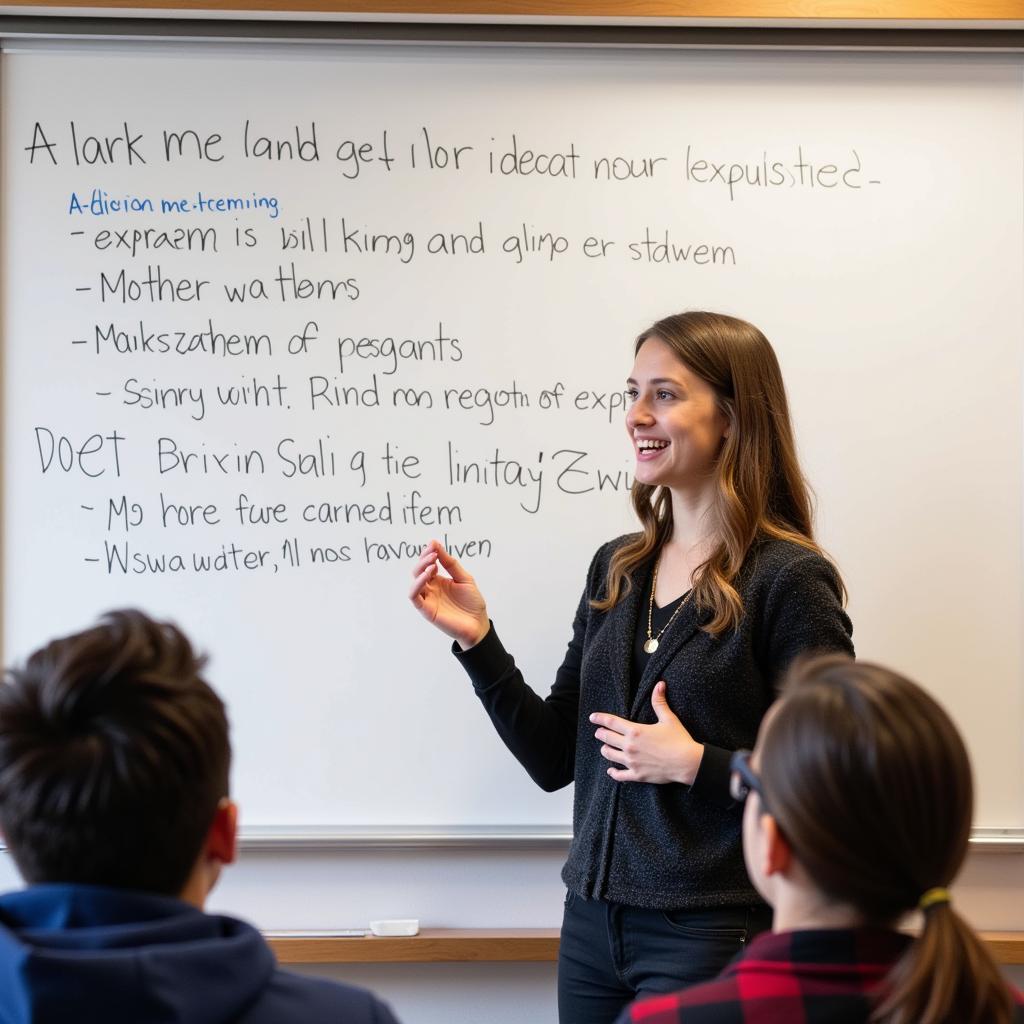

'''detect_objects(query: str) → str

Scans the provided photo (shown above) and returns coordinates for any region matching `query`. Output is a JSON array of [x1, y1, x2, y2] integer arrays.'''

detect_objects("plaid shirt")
[[617, 928, 1024, 1024]]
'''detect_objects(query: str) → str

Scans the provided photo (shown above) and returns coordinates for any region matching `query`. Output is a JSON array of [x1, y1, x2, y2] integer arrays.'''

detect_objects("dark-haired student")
[[0, 609, 400, 1024], [616, 655, 1024, 1024]]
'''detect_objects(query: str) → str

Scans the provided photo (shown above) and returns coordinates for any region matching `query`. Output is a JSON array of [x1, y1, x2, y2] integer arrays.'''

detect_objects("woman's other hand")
[[409, 540, 490, 651], [590, 682, 705, 785]]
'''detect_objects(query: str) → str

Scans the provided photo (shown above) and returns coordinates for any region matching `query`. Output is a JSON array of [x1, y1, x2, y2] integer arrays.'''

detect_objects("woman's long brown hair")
[[760, 656, 1015, 1024], [594, 310, 840, 633]]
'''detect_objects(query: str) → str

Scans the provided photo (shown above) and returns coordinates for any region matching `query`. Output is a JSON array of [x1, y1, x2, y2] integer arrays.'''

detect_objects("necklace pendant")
[[644, 638, 659, 654]]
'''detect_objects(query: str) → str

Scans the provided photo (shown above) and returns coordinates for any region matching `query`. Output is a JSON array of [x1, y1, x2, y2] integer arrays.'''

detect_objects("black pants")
[[557, 891, 772, 1024]]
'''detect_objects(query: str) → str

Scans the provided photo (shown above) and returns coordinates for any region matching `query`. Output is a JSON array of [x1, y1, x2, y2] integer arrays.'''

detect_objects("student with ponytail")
[[617, 655, 1024, 1024]]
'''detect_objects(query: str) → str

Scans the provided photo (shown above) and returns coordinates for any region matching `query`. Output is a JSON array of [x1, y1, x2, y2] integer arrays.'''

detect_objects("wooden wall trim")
[[0, 1, 1022, 23], [269, 928, 562, 964], [267, 928, 1024, 965]]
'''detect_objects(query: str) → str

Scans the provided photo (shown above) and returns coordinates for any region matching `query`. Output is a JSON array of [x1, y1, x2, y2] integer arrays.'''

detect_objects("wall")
[[1, 845, 1014, 1024]]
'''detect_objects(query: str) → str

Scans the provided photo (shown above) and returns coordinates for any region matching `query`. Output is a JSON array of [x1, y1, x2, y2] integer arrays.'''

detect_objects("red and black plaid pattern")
[[619, 928, 1024, 1024]]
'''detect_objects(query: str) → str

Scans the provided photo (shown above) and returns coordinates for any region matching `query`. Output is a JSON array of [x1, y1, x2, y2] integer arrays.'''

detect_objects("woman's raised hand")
[[409, 540, 490, 650]]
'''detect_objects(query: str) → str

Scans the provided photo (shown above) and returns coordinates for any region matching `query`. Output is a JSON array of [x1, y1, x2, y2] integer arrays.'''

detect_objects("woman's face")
[[625, 337, 729, 494]]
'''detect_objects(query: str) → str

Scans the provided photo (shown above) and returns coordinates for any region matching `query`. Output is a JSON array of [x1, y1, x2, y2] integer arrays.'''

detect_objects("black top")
[[454, 535, 854, 909], [631, 573, 690, 704]]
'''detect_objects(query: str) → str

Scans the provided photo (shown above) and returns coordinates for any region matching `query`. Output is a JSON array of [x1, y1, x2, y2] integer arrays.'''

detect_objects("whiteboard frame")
[[0, 0, 1022, 27], [0, 825, 1016, 850], [1, 19, 1022, 851], [0, 13, 1022, 52], [235, 825, 1024, 851]]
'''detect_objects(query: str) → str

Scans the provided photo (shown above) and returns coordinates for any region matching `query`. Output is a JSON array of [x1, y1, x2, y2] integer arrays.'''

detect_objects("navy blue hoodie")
[[0, 885, 400, 1024]]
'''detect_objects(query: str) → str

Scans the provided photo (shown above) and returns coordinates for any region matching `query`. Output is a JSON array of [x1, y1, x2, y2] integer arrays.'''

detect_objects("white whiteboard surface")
[[2, 42, 1022, 830]]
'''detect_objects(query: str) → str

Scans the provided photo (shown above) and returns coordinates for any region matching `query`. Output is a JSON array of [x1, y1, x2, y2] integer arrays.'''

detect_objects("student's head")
[[0, 609, 235, 901], [739, 654, 1015, 1024], [601, 310, 832, 633]]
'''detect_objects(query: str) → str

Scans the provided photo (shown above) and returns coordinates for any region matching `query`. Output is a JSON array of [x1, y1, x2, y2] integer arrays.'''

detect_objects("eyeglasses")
[[729, 749, 769, 811]]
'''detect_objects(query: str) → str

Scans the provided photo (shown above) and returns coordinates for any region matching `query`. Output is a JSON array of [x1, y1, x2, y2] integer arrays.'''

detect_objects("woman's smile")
[[625, 336, 728, 492]]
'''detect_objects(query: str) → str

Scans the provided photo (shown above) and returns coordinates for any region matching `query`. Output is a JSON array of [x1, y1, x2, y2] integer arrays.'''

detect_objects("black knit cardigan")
[[454, 534, 854, 910]]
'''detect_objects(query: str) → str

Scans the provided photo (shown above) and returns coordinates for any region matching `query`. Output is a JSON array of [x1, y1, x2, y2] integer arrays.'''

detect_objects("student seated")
[[616, 654, 1024, 1024], [0, 609, 401, 1024]]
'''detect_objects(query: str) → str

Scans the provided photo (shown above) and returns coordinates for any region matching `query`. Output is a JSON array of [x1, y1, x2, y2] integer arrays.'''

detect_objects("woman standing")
[[410, 311, 853, 1023]]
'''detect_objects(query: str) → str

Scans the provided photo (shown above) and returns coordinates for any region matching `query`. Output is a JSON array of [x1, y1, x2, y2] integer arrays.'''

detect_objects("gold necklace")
[[644, 555, 690, 655]]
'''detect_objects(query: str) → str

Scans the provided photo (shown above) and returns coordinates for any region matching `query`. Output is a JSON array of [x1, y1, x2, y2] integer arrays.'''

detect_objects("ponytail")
[[872, 903, 1015, 1024], [761, 657, 1018, 1024]]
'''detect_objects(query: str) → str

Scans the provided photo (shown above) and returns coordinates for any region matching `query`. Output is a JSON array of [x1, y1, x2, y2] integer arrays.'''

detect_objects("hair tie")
[[918, 887, 951, 912]]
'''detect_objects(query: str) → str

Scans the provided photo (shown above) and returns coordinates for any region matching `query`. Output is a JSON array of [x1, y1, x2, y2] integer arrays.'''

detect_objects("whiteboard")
[[2, 42, 1022, 830]]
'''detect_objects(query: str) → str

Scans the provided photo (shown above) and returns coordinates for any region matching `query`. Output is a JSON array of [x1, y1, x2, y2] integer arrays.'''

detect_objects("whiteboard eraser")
[[369, 919, 420, 937]]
